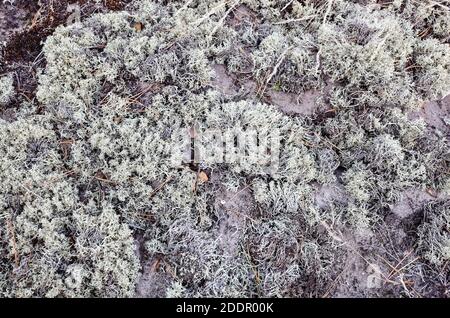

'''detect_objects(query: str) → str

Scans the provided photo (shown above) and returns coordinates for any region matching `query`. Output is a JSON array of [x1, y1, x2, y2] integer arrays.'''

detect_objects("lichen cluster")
[[0, 74, 14, 105], [0, 0, 449, 297]]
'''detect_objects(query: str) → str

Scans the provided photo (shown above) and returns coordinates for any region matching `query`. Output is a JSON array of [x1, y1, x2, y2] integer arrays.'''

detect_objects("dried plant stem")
[[274, 15, 318, 25], [6, 217, 19, 268]]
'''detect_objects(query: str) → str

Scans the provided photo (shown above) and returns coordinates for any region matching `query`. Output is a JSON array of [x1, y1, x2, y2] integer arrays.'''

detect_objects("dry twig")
[[6, 217, 20, 268]]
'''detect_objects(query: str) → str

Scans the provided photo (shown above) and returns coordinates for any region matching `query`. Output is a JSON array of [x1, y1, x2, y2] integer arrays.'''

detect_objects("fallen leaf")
[[426, 188, 438, 198], [113, 115, 123, 124], [198, 171, 209, 183], [134, 22, 143, 32]]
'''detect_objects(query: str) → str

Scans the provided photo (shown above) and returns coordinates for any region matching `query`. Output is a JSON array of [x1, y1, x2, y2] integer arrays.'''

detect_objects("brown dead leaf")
[[134, 22, 143, 32], [426, 188, 438, 198], [113, 115, 123, 124], [198, 171, 209, 183]]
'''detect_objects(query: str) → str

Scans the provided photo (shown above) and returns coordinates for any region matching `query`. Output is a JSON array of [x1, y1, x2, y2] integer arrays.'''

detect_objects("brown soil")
[[410, 95, 450, 135]]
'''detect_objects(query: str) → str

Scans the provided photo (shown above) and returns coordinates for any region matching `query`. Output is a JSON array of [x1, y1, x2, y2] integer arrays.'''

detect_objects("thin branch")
[[190, 0, 231, 26], [6, 217, 20, 269], [209, 0, 240, 37], [257, 46, 292, 97], [150, 176, 173, 198], [274, 15, 318, 25], [323, 0, 334, 24], [281, 0, 294, 12]]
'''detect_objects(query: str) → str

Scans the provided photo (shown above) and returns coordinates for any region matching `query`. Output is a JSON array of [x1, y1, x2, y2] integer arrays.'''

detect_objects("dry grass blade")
[[150, 176, 174, 198], [6, 217, 20, 269], [274, 15, 318, 25]]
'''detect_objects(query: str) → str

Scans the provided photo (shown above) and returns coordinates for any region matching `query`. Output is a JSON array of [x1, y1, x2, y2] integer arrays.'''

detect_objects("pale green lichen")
[[418, 200, 450, 267], [0, 74, 14, 105]]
